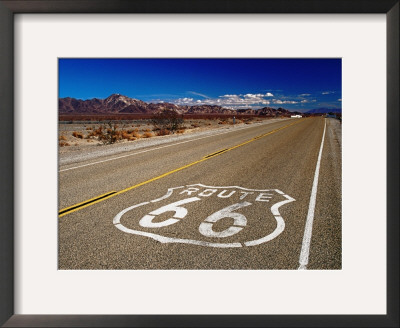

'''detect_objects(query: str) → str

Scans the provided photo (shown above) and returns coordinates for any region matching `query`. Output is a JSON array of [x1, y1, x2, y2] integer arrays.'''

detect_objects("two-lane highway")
[[58, 117, 341, 270]]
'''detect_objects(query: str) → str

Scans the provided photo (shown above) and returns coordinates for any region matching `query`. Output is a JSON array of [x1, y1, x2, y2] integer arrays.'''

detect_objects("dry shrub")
[[176, 129, 185, 134], [131, 130, 141, 139], [191, 123, 200, 128], [59, 141, 70, 147], [72, 131, 84, 139], [118, 128, 141, 140], [151, 109, 184, 133], [121, 131, 131, 139], [142, 131, 153, 138], [86, 127, 93, 130], [59, 135, 67, 141], [155, 129, 171, 136], [86, 126, 104, 139]]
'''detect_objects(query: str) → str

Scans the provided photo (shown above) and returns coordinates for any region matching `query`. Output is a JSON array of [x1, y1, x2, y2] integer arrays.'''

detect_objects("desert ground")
[[58, 116, 266, 156]]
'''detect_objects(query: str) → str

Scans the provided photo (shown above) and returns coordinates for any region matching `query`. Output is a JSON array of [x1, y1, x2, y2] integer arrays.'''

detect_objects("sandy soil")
[[58, 117, 263, 156]]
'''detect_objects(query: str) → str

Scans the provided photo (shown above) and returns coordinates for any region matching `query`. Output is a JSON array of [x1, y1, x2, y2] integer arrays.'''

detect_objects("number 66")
[[139, 197, 251, 238]]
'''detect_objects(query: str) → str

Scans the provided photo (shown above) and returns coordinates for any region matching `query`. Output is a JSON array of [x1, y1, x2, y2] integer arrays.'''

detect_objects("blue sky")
[[59, 58, 341, 112]]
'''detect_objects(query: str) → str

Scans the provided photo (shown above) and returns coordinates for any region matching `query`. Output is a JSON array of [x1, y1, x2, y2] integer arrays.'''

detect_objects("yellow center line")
[[59, 118, 305, 217]]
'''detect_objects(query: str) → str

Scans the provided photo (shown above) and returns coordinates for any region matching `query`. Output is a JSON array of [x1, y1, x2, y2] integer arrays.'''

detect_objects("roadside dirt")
[[58, 117, 264, 155]]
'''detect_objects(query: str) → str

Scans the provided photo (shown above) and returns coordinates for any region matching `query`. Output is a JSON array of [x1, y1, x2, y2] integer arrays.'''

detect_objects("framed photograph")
[[1, 0, 398, 327]]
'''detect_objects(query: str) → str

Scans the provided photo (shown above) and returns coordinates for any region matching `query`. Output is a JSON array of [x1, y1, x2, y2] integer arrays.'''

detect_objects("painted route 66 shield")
[[113, 183, 295, 248]]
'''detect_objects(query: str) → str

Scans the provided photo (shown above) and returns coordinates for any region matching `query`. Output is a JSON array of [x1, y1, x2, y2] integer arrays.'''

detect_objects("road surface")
[[58, 117, 341, 270]]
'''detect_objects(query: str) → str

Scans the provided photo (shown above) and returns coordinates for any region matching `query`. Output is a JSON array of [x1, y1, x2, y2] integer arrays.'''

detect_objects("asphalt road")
[[58, 117, 341, 270]]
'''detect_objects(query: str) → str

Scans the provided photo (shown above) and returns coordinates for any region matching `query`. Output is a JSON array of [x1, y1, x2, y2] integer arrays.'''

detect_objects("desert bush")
[[72, 131, 84, 139], [121, 131, 131, 139], [59, 141, 70, 147], [96, 121, 122, 144], [59, 135, 67, 141], [142, 131, 153, 138], [155, 129, 171, 136], [151, 109, 184, 133], [131, 129, 141, 139]]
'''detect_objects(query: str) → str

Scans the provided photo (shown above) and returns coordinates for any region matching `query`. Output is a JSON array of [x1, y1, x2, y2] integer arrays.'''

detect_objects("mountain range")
[[59, 94, 336, 117]]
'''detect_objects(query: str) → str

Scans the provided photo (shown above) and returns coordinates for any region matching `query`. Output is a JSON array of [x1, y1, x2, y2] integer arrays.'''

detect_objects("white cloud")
[[172, 91, 296, 109], [338, 98, 342, 101], [273, 99, 298, 105], [301, 100, 308, 103], [322, 91, 334, 95], [244, 93, 265, 98], [188, 91, 209, 98], [175, 97, 194, 104], [299, 93, 311, 96], [221, 94, 237, 98]]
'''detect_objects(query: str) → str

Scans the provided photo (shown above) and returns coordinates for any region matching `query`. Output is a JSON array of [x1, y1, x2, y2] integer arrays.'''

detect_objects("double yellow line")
[[59, 119, 304, 217]]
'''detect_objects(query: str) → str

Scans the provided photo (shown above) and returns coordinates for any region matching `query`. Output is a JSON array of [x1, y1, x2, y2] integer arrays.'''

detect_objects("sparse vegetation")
[[151, 109, 184, 134], [72, 131, 84, 139], [59, 114, 270, 153], [155, 129, 171, 136], [142, 131, 153, 138]]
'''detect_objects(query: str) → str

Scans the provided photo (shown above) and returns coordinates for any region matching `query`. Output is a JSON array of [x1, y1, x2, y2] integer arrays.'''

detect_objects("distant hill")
[[306, 107, 342, 114], [59, 94, 301, 117]]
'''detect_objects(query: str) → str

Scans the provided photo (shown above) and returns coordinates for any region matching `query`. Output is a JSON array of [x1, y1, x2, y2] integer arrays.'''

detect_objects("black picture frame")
[[0, 1, 398, 327]]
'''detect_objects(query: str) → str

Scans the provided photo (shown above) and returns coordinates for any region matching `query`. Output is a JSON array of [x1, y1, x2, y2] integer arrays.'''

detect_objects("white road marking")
[[151, 186, 184, 202], [298, 119, 326, 270], [139, 197, 200, 228], [114, 223, 243, 248], [59, 121, 275, 172], [198, 201, 251, 238], [113, 183, 296, 248], [244, 194, 295, 247]]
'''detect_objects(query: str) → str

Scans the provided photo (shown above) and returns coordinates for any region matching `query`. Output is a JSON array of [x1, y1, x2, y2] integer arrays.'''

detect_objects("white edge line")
[[298, 119, 326, 270], [59, 120, 278, 172]]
